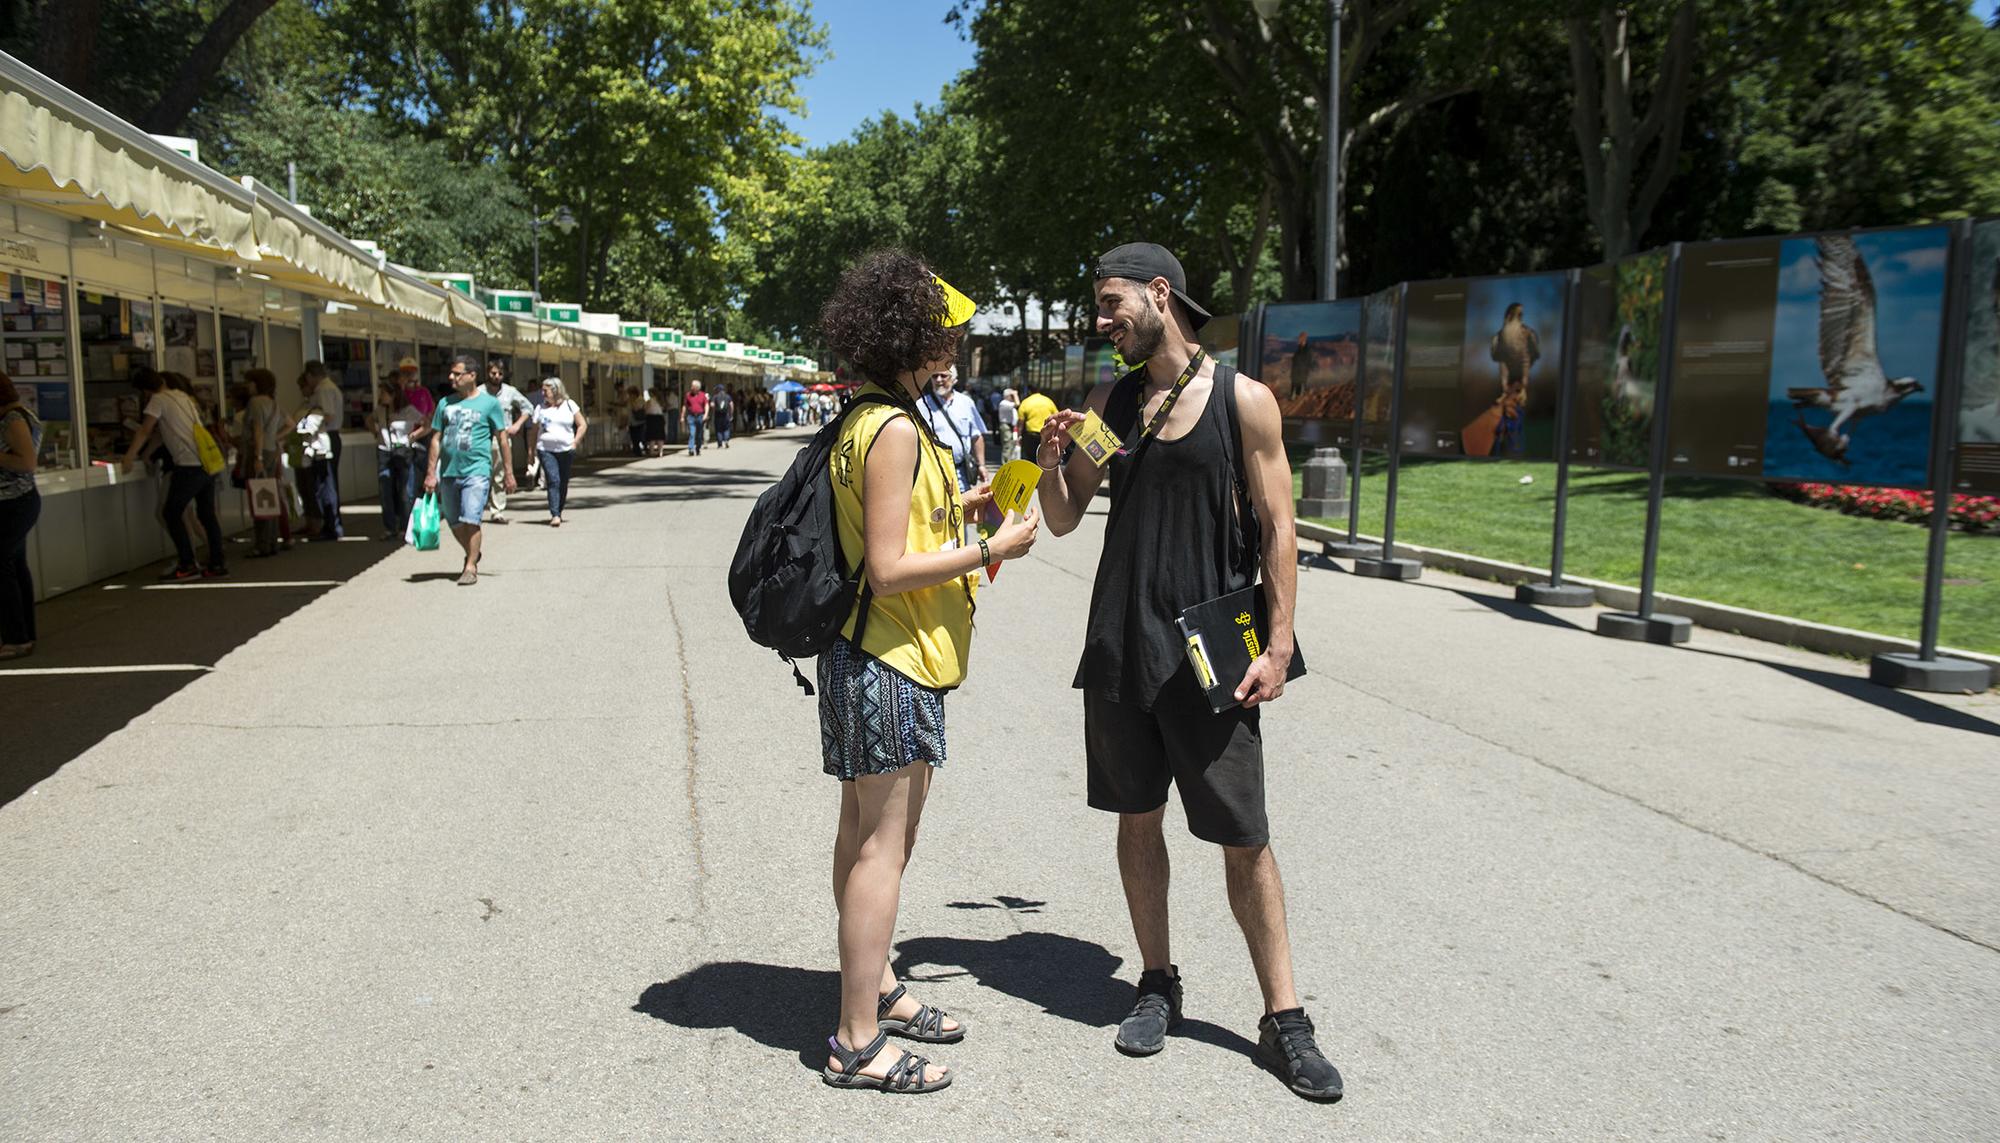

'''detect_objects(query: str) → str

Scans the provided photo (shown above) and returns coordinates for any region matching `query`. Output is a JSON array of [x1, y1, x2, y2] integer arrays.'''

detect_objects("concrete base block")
[[1596, 611, 1692, 644], [1353, 556, 1422, 581], [1516, 582, 1596, 608], [1297, 498, 1348, 520], [1868, 652, 1995, 694], [1322, 539, 1382, 560]]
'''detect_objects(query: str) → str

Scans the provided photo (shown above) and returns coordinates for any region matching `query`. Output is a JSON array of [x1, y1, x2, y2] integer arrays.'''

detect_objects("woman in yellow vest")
[[817, 251, 1041, 1094]]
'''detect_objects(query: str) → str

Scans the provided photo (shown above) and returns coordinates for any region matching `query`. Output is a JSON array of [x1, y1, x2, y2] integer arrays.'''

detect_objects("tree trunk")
[[1218, 182, 1274, 311], [33, 0, 102, 93], [140, 0, 279, 133], [1565, 2, 1698, 260]]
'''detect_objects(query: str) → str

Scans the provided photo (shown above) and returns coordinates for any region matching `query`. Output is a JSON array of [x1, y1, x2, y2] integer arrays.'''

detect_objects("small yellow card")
[[1065, 410, 1124, 466]]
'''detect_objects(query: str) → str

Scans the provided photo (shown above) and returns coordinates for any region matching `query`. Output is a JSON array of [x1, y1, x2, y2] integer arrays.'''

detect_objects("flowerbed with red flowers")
[[1772, 483, 2000, 533]]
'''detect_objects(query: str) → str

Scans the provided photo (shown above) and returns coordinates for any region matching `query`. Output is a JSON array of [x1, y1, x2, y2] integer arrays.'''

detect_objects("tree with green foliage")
[[742, 95, 989, 343], [319, 0, 824, 322]]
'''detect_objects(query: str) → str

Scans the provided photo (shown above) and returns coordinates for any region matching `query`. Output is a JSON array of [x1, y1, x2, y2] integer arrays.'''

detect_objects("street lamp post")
[[1324, 0, 1344, 300], [1251, 0, 1345, 300], [529, 202, 577, 300]]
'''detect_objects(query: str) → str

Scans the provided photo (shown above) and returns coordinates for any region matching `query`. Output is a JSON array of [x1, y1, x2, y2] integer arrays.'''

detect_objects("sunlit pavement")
[[3, 426, 1996, 1141]]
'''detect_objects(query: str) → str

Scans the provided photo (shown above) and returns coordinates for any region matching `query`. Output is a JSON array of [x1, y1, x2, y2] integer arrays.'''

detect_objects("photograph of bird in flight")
[[1762, 229, 1947, 487]]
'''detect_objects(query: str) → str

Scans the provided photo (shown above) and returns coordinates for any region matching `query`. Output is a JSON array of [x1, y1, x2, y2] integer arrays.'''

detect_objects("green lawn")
[[1291, 455, 2000, 655]]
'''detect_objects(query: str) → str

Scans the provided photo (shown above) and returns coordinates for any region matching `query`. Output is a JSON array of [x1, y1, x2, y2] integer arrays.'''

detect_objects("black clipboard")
[[1175, 586, 1306, 713]]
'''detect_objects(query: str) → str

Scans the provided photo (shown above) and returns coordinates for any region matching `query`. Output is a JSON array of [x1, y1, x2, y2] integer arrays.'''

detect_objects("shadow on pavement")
[[0, 534, 400, 807], [1686, 647, 2000, 739], [1426, 584, 1593, 632], [893, 931, 1257, 1058], [634, 962, 839, 1071]]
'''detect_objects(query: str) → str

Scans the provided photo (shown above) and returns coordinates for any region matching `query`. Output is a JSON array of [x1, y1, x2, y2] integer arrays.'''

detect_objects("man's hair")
[[820, 249, 958, 384], [244, 367, 277, 397], [162, 371, 193, 393], [451, 354, 480, 375], [132, 365, 164, 392], [302, 360, 330, 382]]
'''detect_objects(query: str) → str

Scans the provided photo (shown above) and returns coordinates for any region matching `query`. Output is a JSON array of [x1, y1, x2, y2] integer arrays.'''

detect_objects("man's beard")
[[1126, 305, 1167, 360]]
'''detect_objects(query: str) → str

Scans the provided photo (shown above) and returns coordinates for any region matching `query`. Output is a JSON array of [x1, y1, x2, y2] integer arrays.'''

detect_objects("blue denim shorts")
[[439, 474, 490, 526]]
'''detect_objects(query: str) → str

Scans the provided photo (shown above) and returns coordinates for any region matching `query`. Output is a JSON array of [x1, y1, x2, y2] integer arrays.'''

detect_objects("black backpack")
[[727, 393, 915, 694]]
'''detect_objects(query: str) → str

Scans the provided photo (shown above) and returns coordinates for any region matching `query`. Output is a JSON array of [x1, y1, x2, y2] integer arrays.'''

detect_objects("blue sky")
[[789, 0, 974, 150]]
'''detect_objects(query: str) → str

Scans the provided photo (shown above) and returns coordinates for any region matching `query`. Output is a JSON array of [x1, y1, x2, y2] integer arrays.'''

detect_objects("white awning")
[[0, 52, 258, 260]]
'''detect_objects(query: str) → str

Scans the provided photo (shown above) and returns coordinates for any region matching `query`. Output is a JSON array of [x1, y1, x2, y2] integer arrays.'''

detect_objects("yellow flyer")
[[979, 459, 1042, 582], [989, 459, 1041, 517], [1065, 409, 1124, 465]]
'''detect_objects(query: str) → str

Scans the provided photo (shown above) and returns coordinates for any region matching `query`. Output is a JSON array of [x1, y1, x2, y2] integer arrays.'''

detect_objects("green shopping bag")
[[410, 491, 442, 551]]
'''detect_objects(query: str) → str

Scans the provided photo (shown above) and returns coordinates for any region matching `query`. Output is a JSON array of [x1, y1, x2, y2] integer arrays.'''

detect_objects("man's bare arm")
[[1035, 382, 1115, 537], [1233, 374, 1299, 706]]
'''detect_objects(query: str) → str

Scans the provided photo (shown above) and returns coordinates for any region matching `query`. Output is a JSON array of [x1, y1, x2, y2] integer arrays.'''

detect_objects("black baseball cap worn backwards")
[[1093, 242, 1212, 331]]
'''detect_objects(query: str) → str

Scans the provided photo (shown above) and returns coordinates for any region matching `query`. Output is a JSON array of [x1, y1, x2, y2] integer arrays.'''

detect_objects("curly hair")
[[819, 249, 959, 385]]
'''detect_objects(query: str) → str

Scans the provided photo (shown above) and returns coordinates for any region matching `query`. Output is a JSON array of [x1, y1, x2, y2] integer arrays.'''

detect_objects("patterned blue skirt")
[[818, 638, 948, 781]]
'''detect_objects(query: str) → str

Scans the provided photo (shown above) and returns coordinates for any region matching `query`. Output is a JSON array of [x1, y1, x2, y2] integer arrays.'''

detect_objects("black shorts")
[[1083, 689, 1268, 847], [644, 414, 667, 441]]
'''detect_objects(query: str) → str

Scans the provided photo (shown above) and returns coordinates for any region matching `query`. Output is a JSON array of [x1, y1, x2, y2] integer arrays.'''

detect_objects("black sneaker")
[[1114, 966, 1183, 1056], [1255, 1008, 1343, 1102], [201, 565, 230, 579]]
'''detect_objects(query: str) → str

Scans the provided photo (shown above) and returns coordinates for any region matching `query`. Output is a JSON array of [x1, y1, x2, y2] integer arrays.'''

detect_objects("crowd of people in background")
[[0, 357, 988, 642], [614, 380, 778, 456]]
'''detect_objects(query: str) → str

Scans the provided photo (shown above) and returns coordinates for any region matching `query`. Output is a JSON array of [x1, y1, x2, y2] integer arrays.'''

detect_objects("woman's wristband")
[[977, 535, 991, 564]]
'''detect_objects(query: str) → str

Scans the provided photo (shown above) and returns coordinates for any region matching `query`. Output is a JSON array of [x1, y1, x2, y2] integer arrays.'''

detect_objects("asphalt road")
[[2, 426, 1996, 1142]]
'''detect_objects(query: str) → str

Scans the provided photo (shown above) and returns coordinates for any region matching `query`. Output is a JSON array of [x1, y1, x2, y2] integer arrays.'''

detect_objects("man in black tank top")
[[1035, 243, 1341, 1103]]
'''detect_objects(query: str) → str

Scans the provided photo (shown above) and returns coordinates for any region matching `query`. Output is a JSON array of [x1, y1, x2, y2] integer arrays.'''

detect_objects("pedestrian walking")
[[294, 361, 346, 541], [528, 377, 587, 527], [161, 371, 220, 557], [121, 368, 227, 580], [369, 379, 423, 542], [919, 367, 988, 490], [482, 360, 532, 524], [1017, 384, 1057, 465], [643, 389, 666, 457], [424, 356, 513, 586], [0, 370, 42, 660], [712, 385, 734, 449], [813, 250, 1040, 1095], [398, 356, 435, 419], [242, 369, 293, 558], [997, 387, 1020, 464], [1034, 242, 1341, 1102], [683, 380, 709, 455]]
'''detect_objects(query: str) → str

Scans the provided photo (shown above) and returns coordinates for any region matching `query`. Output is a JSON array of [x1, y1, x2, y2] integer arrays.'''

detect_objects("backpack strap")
[[1216, 364, 1262, 580], [843, 394, 926, 652]]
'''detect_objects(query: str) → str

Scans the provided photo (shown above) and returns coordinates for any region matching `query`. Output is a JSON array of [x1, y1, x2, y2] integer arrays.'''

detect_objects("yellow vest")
[[830, 384, 977, 689]]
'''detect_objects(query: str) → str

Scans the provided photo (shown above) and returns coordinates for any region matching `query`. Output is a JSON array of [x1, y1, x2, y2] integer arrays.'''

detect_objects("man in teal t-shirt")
[[425, 355, 514, 585]]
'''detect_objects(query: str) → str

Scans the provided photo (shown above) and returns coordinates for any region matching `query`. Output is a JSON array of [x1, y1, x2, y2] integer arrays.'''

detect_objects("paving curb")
[[1297, 520, 2000, 679]]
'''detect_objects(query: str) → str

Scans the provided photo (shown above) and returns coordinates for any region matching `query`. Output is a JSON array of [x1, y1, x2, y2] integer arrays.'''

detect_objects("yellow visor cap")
[[935, 276, 977, 327]]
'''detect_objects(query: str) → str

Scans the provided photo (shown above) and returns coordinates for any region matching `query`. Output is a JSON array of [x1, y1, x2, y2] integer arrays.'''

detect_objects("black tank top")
[[1073, 363, 1253, 709]]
